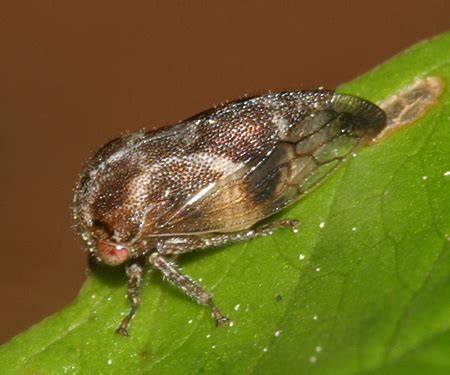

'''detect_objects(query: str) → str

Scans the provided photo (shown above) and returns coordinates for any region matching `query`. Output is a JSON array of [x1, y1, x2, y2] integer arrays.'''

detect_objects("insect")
[[72, 90, 386, 336]]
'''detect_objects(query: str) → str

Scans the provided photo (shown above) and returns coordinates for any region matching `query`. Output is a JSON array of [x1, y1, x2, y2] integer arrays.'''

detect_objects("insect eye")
[[97, 240, 129, 266]]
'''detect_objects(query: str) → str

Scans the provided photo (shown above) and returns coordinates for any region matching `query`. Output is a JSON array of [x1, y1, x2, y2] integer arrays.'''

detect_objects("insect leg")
[[158, 219, 299, 255], [149, 252, 230, 326], [116, 262, 143, 336]]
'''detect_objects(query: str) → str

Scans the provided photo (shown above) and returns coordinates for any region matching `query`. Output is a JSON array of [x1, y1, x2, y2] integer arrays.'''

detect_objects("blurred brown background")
[[0, 1, 448, 344]]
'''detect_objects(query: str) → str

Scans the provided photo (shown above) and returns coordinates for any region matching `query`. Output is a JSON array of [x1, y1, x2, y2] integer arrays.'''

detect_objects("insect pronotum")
[[72, 90, 386, 336]]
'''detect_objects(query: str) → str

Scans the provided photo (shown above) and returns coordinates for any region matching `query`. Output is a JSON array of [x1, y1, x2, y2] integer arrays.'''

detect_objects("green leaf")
[[1, 32, 449, 375]]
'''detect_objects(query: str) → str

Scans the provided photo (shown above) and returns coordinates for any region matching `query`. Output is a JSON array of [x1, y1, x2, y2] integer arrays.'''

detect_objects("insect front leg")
[[148, 252, 230, 326], [116, 262, 143, 336], [158, 219, 299, 255]]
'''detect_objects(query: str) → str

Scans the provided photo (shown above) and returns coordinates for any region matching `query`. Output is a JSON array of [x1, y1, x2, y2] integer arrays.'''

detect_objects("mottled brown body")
[[72, 90, 386, 335]]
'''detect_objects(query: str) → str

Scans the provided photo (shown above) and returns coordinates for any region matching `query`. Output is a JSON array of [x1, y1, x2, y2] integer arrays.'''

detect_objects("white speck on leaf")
[[313, 315, 318, 321], [234, 304, 240, 311], [315, 345, 322, 352], [422, 175, 428, 180], [444, 171, 450, 176], [263, 347, 268, 352], [188, 319, 193, 324], [63, 365, 76, 373], [309, 356, 317, 363], [299, 254, 305, 260], [319, 221, 325, 229], [274, 330, 281, 337], [316, 267, 320, 272]]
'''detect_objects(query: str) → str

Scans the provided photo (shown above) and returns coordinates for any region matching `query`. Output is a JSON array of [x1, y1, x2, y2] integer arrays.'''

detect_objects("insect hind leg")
[[151, 219, 297, 327], [149, 252, 229, 326], [157, 219, 299, 256]]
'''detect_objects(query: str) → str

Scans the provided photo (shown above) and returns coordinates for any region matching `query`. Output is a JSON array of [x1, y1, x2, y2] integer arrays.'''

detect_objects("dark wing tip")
[[330, 93, 386, 138]]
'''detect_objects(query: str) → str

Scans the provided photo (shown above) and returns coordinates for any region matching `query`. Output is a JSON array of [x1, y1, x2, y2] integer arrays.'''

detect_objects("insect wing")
[[151, 93, 386, 234]]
